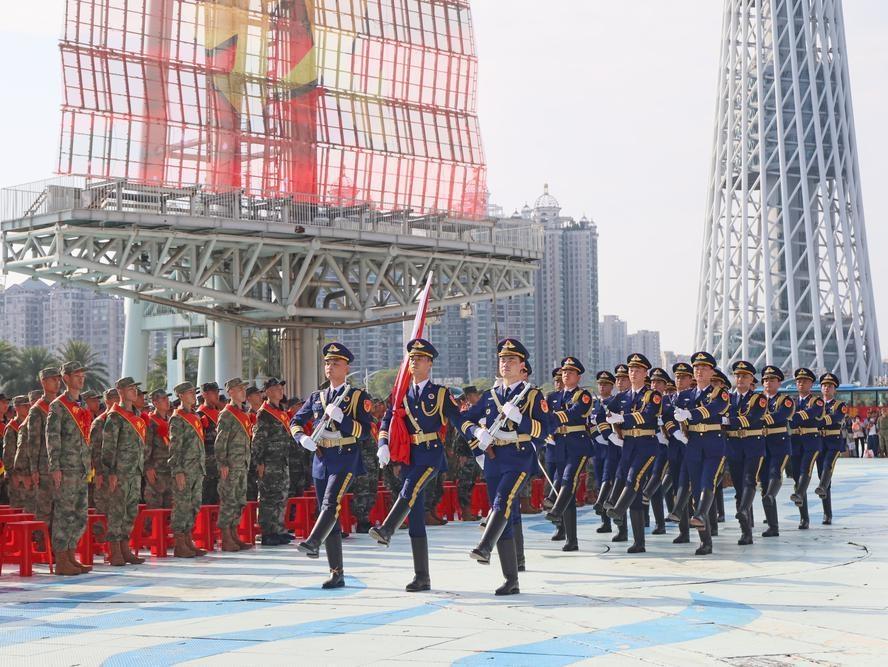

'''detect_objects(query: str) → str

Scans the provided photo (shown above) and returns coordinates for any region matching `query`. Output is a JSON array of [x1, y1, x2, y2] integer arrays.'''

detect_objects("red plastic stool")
[[338, 493, 355, 536], [237, 500, 260, 545], [575, 473, 587, 506], [192, 505, 220, 551], [3, 520, 54, 576], [531, 477, 544, 509], [76, 513, 108, 566], [133, 508, 172, 557], [471, 482, 490, 517], [369, 489, 391, 525], [438, 483, 460, 521], [284, 497, 316, 539]]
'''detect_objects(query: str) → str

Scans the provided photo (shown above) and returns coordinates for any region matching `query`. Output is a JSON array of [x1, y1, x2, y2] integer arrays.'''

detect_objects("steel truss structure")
[[696, 0, 880, 383]]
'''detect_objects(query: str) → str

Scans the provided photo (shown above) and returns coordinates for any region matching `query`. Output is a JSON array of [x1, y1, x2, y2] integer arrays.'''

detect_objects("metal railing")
[[1, 177, 542, 254]]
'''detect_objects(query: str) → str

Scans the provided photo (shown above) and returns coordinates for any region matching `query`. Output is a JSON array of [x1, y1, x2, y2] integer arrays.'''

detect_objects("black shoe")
[[822, 516, 832, 525], [356, 520, 372, 534], [611, 523, 628, 542], [261, 533, 284, 546], [738, 533, 753, 546], [798, 519, 809, 530], [494, 539, 520, 596], [596, 521, 612, 534], [550, 524, 566, 541], [322, 570, 345, 589], [695, 543, 713, 556], [561, 542, 578, 552], [672, 533, 690, 544], [406, 537, 431, 592], [651, 524, 666, 535]]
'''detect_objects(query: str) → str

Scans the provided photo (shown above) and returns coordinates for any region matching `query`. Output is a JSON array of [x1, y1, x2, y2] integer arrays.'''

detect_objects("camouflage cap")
[[224, 377, 249, 391], [81, 390, 100, 400], [149, 387, 171, 399], [174, 381, 196, 396], [115, 377, 141, 390], [103, 388, 119, 401], [28, 390, 42, 402], [13, 395, 30, 407], [245, 385, 262, 397], [39, 367, 61, 380], [61, 361, 87, 375]]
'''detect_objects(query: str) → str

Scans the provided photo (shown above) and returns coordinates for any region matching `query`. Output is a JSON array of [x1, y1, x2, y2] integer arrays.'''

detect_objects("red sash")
[[149, 413, 170, 445], [174, 408, 204, 441], [197, 405, 220, 430], [222, 404, 253, 439], [259, 402, 291, 430], [8, 418, 22, 434], [59, 394, 92, 445], [110, 404, 147, 443], [35, 398, 51, 416]]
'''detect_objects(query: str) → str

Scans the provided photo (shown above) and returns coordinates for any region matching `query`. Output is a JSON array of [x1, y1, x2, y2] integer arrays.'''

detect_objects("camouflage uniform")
[[447, 421, 478, 510], [101, 407, 145, 541], [351, 435, 379, 526], [143, 413, 173, 509], [89, 413, 110, 514], [17, 398, 55, 527], [3, 417, 25, 508], [46, 394, 91, 550], [288, 445, 309, 497], [215, 405, 252, 529], [168, 408, 206, 533], [252, 403, 291, 536], [197, 405, 220, 504]]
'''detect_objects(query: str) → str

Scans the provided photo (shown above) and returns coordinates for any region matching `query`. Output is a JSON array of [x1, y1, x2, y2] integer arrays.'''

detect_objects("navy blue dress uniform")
[[369, 338, 469, 592], [590, 370, 616, 535], [673, 351, 728, 556], [788, 368, 825, 529], [290, 342, 373, 588], [595, 364, 632, 543], [816, 372, 847, 524], [463, 338, 549, 595], [543, 356, 594, 552], [759, 366, 795, 537], [723, 361, 769, 545], [640, 367, 672, 536], [543, 368, 567, 509], [663, 362, 693, 543], [604, 353, 662, 554]]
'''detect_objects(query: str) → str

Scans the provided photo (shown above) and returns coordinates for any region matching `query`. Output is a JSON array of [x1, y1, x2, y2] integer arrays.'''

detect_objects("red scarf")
[[222, 404, 253, 439], [110, 404, 147, 443], [197, 405, 220, 430], [149, 412, 170, 445], [174, 408, 204, 441], [259, 401, 290, 430], [59, 394, 92, 444]]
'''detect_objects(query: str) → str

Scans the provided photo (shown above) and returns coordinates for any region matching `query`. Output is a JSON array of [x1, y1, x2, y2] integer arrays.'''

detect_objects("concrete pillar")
[[299, 327, 321, 398], [280, 328, 298, 391], [121, 298, 150, 383], [165, 330, 180, 392], [197, 321, 216, 386], [214, 320, 242, 384]]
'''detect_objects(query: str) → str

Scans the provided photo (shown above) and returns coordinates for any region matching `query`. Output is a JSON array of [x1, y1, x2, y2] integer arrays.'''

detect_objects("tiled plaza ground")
[[2, 459, 886, 666]]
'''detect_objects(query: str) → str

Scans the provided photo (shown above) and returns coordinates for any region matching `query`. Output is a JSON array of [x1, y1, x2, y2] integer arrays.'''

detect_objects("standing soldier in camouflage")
[[102, 377, 147, 566], [215, 378, 254, 551], [15, 367, 62, 546], [0, 394, 9, 505], [90, 388, 119, 515], [144, 388, 173, 511], [245, 386, 263, 502], [252, 378, 293, 546], [286, 397, 309, 499], [197, 382, 222, 504], [46, 362, 93, 576], [82, 390, 102, 419], [3, 396, 31, 510], [168, 382, 207, 558]]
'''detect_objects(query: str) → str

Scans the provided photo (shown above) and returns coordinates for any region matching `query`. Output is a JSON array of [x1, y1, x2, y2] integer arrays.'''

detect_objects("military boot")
[[627, 509, 646, 554], [120, 540, 145, 565], [592, 480, 612, 514], [298, 507, 340, 558], [494, 538, 520, 596], [322, 529, 345, 589], [108, 540, 126, 566], [561, 503, 579, 552], [470, 509, 509, 564], [221, 527, 241, 552], [369, 496, 412, 547], [406, 536, 431, 592]]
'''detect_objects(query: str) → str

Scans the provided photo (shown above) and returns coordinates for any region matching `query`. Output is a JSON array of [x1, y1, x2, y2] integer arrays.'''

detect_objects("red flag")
[[388, 273, 434, 465]]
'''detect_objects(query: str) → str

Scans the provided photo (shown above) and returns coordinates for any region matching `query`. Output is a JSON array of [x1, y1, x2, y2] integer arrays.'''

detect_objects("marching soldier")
[[90, 388, 119, 516], [463, 338, 549, 595], [144, 388, 173, 511], [542, 368, 565, 539], [672, 352, 728, 555], [759, 366, 795, 537], [45, 361, 93, 575], [641, 367, 672, 536], [215, 378, 254, 551], [789, 368, 824, 529], [595, 364, 631, 542], [589, 370, 616, 535], [605, 354, 661, 554], [816, 373, 847, 524], [3, 396, 30, 510], [723, 361, 768, 545], [664, 363, 692, 544], [291, 343, 373, 590], [252, 378, 293, 546], [101, 377, 147, 566], [168, 382, 207, 558], [544, 356, 594, 552], [369, 338, 469, 591], [197, 382, 223, 504]]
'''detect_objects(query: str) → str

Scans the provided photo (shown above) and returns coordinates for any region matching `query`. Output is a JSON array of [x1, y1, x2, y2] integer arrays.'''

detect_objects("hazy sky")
[[1, 1, 886, 356]]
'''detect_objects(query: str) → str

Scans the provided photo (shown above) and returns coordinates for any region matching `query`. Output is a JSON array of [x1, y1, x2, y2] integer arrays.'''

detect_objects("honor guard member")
[[816, 373, 847, 524], [102, 377, 147, 567], [144, 388, 173, 512], [90, 388, 118, 516], [544, 356, 594, 552], [724, 361, 768, 545], [46, 362, 93, 575], [759, 366, 795, 537], [542, 368, 566, 515], [672, 352, 728, 555], [215, 378, 254, 552], [464, 338, 549, 595], [595, 364, 632, 542], [3, 396, 30, 510], [710, 370, 733, 527], [641, 367, 671, 535], [370, 338, 468, 591], [605, 353, 661, 554], [253, 378, 293, 546], [789, 368, 824, 529], [197, 382, 222, 504], [664, 362, 693, 543], [291, 343, 373, 589], [590, 370, 616, 535], [168, 382, 207, 558]]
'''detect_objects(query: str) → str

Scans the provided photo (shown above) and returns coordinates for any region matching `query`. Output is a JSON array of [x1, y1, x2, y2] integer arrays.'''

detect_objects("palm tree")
[[0, 340, 18, 393], [5, 347, 59, 396], [55, 340, 110, 391]]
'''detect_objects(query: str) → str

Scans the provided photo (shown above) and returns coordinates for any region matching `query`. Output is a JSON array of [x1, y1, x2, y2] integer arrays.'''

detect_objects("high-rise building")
[[0, 278, 50, 349], [600, 315, 629, 372], [627, 330, 661, 369]]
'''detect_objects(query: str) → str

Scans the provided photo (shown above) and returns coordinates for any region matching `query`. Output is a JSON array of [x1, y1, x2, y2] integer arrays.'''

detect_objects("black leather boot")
[[715, 485, 725, 522], [694, 516, 713, 556], [642, 468, 662, 502], [821, 488, 832, 525], [651, 488, 666, 534], [603, 479, 625, 511], [406, 537, 431, 592], [611, 517, 628, 542], [297, 507, 340, 559], [690, 488, 715, 529], [737, 509, 753, 545], [798, 495, 810, 529], [514, 522, 526, 571], [545, 483, 574, 522], [596, 513, 612, 533], [667, 486, 689, 522], [627, 509, 646, 554], [763, 475, 783, 503], [790, 471, 813, 508], [369, 495, 412, 547], [494, 538, 520, 595], [761, 496, 780, 537], [470, 509, 509, 564], [672, 504, 690, 543], [736, 483, 757, 520], [551, 520, 566, 541], [321, 529, 345, 589], [708, 499, 719, 536], [561, 502, 578, 552], [815, 466, 833, 499], [593, 480, 612, 514], [606, 485, 637, 522]]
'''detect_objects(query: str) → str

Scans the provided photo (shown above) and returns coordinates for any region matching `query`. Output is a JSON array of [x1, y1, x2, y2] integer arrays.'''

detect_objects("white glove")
[[606, 412, 624, 425], [377, 444, 390, 466], [595, 435, 608, 445], [475, 454, 486, 470], [675, 431, 688, 444], [722, 416, 730, 426], [674, 408, 691, 422], [298, 434, 317, 452], [657, 416, 664, 427], [656, 432, 668, 445], [608, 433, 624, 447], [324, 404, 344, 423], [490, 428, 517, 442], [475, 427, 494, 451], [502, 402, 522, 424]]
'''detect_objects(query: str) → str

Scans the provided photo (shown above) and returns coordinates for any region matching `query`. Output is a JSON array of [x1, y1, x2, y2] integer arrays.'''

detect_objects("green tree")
[[55, 340, 110, 391], [0, 340, 18, 393], [4, 347, 59, 396], [469, 377, 495, 393], [146, 350, 167, 392], [366, 368, 399, 400]]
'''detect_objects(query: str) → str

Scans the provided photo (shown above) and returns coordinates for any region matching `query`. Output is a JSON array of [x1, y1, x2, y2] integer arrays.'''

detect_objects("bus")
[[780, 384, 887, 419]]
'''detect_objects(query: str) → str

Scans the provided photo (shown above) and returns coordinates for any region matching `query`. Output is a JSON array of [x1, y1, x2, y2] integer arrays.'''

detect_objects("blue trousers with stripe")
[[397, 463, 439, 537], [485, 470, 528, 541]]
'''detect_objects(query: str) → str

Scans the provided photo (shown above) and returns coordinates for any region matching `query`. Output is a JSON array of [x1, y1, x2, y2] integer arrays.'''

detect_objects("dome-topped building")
[[532, 183, 561, 226], [534, 183, 560, 211]]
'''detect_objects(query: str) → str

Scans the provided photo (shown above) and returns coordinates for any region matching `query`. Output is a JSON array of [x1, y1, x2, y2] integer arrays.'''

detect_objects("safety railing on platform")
[[1, 177, 542, 254]]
